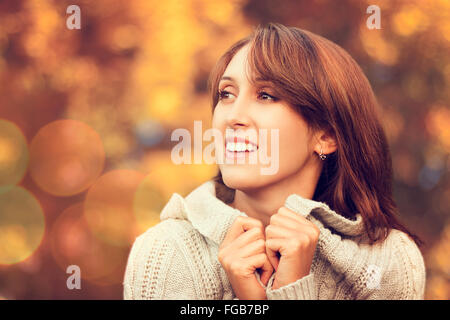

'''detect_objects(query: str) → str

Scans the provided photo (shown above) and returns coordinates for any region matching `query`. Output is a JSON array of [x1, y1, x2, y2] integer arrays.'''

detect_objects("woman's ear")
[[314, 129, 337, 156]]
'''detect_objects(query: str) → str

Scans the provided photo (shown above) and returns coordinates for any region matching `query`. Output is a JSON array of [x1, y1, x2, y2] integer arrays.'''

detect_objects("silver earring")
[[319, 147, 327, 160]]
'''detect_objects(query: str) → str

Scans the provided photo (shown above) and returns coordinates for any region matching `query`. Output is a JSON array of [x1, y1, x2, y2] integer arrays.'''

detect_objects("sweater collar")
[[159, 180, 365, 245]]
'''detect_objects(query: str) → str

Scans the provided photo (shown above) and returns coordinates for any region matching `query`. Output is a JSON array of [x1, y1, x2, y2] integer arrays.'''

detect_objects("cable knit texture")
[[123, 181, 426, 300]]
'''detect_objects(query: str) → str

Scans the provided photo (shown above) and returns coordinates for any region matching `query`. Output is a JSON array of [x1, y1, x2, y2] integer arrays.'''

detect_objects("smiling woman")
[[123, 23, 426, 300]]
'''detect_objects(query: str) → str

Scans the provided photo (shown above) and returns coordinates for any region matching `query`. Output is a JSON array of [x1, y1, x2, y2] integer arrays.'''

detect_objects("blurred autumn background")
[[0, 0, 449, 299]]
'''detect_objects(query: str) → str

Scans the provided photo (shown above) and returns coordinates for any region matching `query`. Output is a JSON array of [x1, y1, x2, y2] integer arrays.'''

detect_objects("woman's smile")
[[225, 136, 258, 160]]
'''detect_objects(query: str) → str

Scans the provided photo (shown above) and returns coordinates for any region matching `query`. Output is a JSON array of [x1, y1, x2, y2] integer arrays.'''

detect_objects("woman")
[[123, 23, 425, 300]]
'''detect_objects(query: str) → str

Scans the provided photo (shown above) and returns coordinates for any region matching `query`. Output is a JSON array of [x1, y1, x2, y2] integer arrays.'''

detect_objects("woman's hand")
[[265, 206, 320, 289], [218, 216, 274, 300]]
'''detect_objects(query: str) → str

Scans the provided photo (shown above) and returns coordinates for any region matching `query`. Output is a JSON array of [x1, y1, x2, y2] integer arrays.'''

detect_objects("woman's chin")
[[221, 172, 267, 191], [223, 180, 255, 191]]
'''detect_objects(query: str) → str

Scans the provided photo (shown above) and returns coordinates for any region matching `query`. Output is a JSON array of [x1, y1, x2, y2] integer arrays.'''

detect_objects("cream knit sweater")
[[123, 180, 426, 300]]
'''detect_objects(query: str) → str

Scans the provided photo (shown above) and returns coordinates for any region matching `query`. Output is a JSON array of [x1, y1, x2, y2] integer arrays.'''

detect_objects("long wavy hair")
[[207, 23, 422, 246]]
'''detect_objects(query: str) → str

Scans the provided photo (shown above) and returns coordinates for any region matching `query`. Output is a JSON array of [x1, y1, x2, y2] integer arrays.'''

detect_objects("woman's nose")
[[226, 95, 252, 128]]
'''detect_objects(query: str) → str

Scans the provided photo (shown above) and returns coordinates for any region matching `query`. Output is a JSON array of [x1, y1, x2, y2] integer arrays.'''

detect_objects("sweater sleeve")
[[230, 268, 317, 300], [316, 221, 426, 300], [259, 264, 318, 299], [263, 215, 426, 300], [265, 272, 318, 299], [265, 194, 426, 300], [123, 222, 201, 300], [361, 231, 426, 300]]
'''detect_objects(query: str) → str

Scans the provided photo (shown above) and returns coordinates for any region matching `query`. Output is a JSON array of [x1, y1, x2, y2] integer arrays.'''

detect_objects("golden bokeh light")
[[0, 186, 45, 265], [50, 203, 126, 284], [139, 150, 218, 198], [110, 24, 140, 51], [425, 105, 450, 152], [0, 119, 29, 193], [440, 21, 450, 42], [133, 173, 168, 234], [83, 170, 146, 247], [29, 119, 105, 197], [145, 85, 182, 122], [392, 6, 430, 37], [359, 26, 399, 65]]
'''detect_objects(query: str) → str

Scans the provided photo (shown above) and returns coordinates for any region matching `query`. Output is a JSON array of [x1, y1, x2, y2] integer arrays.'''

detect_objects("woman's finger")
[[269, 213, 301, 231], [243, 253, 272, 279], [265, 224, 297, 239], [221, 216, 264, 249], [265, 239, 280, 271], [223, 227, 263, 252], [258, 254, 274, 286], [238, 238, 266, 258], [277, 206, 311, 226], [265, 238, 287, 269]]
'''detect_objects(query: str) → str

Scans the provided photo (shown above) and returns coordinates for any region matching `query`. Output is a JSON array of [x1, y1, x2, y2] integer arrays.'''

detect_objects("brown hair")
[[207, 23, 422, 246]]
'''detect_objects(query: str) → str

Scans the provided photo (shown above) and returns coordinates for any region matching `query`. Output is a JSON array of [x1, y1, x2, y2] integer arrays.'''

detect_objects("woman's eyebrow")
[[220, 76, 235, 82], [219, 76, 274, 89], [253, 77, 273, 84]]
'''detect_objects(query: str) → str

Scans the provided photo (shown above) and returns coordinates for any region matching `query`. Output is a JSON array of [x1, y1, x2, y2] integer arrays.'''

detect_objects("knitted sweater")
[[123, 180, 426, 300]]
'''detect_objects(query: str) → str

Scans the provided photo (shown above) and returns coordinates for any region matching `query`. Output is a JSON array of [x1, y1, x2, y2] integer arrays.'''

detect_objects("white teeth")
[[226, 142, 235, 152], [226, 141, 257, 152]]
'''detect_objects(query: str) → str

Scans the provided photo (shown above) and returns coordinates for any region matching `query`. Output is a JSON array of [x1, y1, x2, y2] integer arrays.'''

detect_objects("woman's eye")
[[258, 91, 279, 102], [218, 90, 234, 100], [218, 89, 278, 102]]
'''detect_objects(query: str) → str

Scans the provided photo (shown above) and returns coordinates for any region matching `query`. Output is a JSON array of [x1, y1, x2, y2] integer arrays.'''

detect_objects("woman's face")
[[212, 44, 320, 191]]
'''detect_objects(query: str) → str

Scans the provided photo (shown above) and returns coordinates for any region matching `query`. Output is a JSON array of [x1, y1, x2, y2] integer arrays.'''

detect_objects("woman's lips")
[[224, 137, 258, 160], [225, 137, 258, 151]]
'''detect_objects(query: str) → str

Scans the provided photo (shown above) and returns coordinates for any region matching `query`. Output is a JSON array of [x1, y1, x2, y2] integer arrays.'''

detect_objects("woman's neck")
[[230, 165, 321, 228]]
